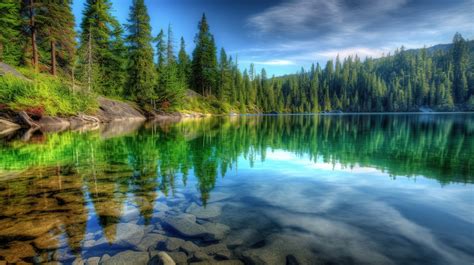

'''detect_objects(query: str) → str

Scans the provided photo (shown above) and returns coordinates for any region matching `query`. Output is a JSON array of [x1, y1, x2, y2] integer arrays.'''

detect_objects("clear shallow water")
[[0, 114, 473, 264]]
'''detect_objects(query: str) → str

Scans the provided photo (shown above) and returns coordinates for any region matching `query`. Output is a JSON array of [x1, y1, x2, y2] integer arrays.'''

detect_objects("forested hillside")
[[0, 0, 472, 114]]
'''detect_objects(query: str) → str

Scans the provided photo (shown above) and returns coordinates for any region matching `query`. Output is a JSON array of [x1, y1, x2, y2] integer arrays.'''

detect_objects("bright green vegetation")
[[0, 1, 472, 114], [0, 70, 97, 116], [1, 115, 472, 196]]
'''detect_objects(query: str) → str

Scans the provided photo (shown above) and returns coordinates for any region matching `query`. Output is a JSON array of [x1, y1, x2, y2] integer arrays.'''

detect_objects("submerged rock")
[[109, 223, 144, 247], [163, 214, 208, 238], [33, 233, 67, 250], [202, 243, 232, 260], [167, 251, 188, 264], [164, 214, 230, 241], [190, 261, 244, 265], [137, 233, 167, 251], [223, 228, 260, 248], [86, 257, 101, 265], [101, 250, 149, 265], [186, 203, 222, 219], [201, 222, 230, 241], [241, 233, 315, 265], [149, 251, 176, 265], [0, 241, 36, 263]]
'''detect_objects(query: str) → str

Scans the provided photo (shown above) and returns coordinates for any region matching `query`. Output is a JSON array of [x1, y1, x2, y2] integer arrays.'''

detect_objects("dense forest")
[[0, 0, 473, 114]]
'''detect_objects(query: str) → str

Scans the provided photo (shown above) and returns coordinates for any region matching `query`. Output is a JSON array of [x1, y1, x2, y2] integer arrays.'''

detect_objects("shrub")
[[0, 73, 98, 116]]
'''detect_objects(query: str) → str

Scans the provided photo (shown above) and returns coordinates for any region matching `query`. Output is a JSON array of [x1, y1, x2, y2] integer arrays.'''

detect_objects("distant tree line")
[[0, 0, 472, 112]]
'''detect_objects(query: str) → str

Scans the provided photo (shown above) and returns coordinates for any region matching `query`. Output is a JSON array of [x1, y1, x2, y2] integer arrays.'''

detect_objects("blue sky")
[[72, 0, 474, 76]]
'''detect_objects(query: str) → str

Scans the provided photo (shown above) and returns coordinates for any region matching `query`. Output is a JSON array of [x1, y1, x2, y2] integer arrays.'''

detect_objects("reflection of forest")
[[1, 114, 472, 186], [0, 114, 472, 260]]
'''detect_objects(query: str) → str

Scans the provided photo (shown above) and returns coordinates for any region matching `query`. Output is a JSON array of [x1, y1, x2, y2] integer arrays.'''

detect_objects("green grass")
[[0, 69, 98, 116], [173, 94, 237, 114]]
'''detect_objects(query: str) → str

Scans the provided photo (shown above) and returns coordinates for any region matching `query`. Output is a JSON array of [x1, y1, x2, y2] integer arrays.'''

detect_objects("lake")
[[0, 114, 473, 265]]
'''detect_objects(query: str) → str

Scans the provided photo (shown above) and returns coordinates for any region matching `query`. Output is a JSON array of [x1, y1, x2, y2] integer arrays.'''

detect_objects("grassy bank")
[[0, 69, 97, 117]]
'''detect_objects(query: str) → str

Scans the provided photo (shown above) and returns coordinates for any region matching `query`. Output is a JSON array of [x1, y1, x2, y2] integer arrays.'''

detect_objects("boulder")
[[223, 228, 260, 248], [167, 251, 188, 264], [163, 214, 208, 238], [0, 241, 36, 263], [109, 223, 144, 248], [159, 237, 185, 252], [149, 251, 176, 265], [101, 251, 149, 265], [190, 261, 244, 265], [202, 243, 232, 260], [241, 233, 315, 265], [201, 222, 230, 241], [137, 233, 167, 251], [186, 203, 221, 219], [86, 257, 101, 265], [33, 233, 67, 250]]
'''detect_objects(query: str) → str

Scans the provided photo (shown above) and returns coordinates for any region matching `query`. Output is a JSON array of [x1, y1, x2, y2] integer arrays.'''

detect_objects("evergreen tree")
[[78, 0, 125, 95], [217, 48, 232, 102], [191, 13, 217, 96], [125, 0, 156, 102], [177, 37, 191, 88], [451, 33, 468, 103], [37, 1, 76, 76], [0, 0, 22, 65]]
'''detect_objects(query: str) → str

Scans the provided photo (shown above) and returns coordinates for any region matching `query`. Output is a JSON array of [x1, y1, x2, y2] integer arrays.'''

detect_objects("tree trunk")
[[29, 0, 38, 71], [87, 27, 92, 92], [50, 40, 56, 76]]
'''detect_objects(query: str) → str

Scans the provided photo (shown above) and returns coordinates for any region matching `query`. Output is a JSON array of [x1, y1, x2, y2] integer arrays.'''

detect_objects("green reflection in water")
[[0, 114, 472, 263]]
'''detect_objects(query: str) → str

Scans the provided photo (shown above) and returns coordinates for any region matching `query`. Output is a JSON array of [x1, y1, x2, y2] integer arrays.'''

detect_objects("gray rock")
[[137, 233, 167, 251], [100, 254, 110, 263], [144, 225, 155, 233], [86, 257, 100, 265], [52, 248, 75, 261], [163, 214, 208, 238], [84, 240, 96, 248], [202, 243, 232, 260], [193, 251, 211, 261], [167, 252, 188, 264], [241, 233, 315, 265], [201, 222, 230, 241], [190, 261, 244, 265], [113, 223, 145, 248], [101, 251, 149, 265], [155, 202, 170, 212], [72, 258, 84, 265], [162, 237, 185, 251], [186, 203, 221, 219], [181, 241, 200, 255], [223, 228, 260, 248], [149, 251, 176, 265]]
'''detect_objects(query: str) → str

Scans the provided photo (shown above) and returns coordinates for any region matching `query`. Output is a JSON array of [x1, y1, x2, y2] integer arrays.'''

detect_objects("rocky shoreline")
[[0, 97, 209, 137]]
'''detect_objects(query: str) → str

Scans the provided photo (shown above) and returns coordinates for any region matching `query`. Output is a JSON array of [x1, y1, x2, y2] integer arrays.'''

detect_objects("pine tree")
[[217, 48, 231, 102], [177, 37, 191, 89], [37, 1, 76, 76], [21, 0, 40, 70], [125, 0, 156, 102], [451, 33, 468, 103], [78, 0, 125, 95], [0, 0, 22, 65], [191, 13, 217, 96]]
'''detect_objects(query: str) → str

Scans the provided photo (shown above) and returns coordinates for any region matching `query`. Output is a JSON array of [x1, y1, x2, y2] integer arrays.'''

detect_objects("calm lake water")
[[0, 114, 473, 265]]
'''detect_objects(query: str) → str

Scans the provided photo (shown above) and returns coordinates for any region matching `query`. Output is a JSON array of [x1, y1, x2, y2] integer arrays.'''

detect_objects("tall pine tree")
[[191, 13, 217, 96], [125, 0, 156, 102]]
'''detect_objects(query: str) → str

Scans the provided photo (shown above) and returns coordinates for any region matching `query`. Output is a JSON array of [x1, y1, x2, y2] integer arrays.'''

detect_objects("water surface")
[[0, 114, 473, 264]]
